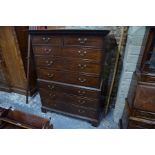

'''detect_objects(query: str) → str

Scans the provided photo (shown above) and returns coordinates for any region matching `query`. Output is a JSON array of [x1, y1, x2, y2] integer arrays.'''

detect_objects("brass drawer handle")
[[46, 60, 53, 66], [78, 99, 86, 104], [78, 51, 87, 57], [44, 48, 52, 54], [78, 109, 85, 114], [47, 73, 54, 78], [78, 38, 87, 44], [42, 37, 51, 42], [47, 85, 55, 90], [78, 90, 86, 95], [78, 77, 87, 83], [49, 93, 56, 98], [78, 64, 87, 69]]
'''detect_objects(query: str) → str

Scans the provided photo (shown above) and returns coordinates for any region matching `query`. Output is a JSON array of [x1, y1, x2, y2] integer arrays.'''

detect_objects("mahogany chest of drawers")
[[121, 80, 155, 129], [121, 28, 155, 129], [30, 29, 110, 126]]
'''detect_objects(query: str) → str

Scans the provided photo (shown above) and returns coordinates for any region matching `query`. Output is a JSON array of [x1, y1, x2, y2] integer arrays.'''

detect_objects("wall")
[[113, 26, 148, 123]]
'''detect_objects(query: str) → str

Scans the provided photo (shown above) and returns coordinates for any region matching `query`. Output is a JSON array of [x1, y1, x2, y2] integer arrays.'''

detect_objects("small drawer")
[[33, 46, 62, 56], [62, 47, 103, 62], [64, 35, 104, 48], [134, 83, 155, 113], [37, 68, 101, 88], [74, 60, 102, 75], [32, 35, 62, 45], [34, 57, 61, 69], [38, 80, 101, 99]]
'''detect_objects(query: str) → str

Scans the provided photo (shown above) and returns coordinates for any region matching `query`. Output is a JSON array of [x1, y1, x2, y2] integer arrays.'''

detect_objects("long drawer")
[[128, 117, 155, 129], [140, 73, 155, 83], [38, 80, 101, 99], [132, 109, 155, 120], [35, 56, 102, 75], [33, 46, 103, 62], [63, 35, 104, 48], [37, 68, 101, 88], [41, 97, 99, 120], [39, 87, 100, 110]]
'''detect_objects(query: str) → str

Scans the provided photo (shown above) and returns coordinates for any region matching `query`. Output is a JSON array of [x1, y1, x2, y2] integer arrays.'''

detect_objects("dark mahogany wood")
[[37, 68, 101, 88], [41, 99, 99, 120], [63, 35, 105, 48], [62, 47, 104, 62], [38, 80, 101, 99], [33, 46, 62, 56], [39, 87, 100, 110], [35, 56, 102, 75], [132, 109, 155, 120], [30, 29, 109, 126], [133, 82, 155, 113], [128, 117, 155, 129], [33, 46, 104, 62], [0, 107, 52, 129], [32, 35, 63, 45], [139, 72, 155, 83], [29, 29, 109, 36]]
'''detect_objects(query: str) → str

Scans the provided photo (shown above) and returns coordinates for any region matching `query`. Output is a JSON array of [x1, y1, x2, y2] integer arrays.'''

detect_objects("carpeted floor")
[[0, 91, 118, 129]]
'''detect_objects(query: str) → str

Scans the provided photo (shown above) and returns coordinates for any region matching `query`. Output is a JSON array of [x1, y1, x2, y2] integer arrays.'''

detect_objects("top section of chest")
[[30, 30, 109, 48], [29, 30, 110, 66]]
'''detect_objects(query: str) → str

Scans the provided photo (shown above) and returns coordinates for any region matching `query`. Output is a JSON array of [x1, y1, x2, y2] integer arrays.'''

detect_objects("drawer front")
[[64, 35, 104, 48], [62, 47, 103, 62], [132, 109, 155, 120], [35, 57, 102, 75], [32, 35, 62, 45], [39, 88, 100, 110], [35, 57, 62, 69], [41, 97, 99, 120], [37, 68, 101, 88], [134, 84, 155, 113], [38, 80, 101, 99], [33, 46, 62, 56], [141, 74, 155, 83], [128, 117, 155, 129]]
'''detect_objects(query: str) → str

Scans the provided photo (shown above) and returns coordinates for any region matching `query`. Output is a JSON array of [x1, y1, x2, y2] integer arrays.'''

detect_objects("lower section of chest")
[[39, 80, 103, 126]]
